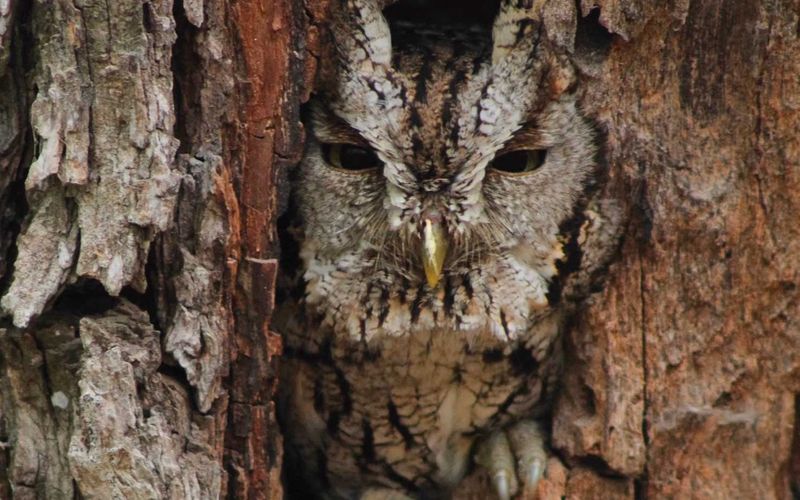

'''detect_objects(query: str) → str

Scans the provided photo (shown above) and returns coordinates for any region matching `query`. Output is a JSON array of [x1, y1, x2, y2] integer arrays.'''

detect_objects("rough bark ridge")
[[0, 0, 320, 497], [458, 1, 800, 498], [0, 0, 797, 499], [550, 1, 800, 497]]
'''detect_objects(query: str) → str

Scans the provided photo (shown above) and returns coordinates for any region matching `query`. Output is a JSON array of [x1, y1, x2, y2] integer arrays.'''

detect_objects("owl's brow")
[[497, 120, 544, 153], [310, 105, 370, 147]]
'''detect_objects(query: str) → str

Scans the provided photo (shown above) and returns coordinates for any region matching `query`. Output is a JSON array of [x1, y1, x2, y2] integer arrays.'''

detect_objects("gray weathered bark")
[[0, 0, 317, 497], [0, 0, 798, 499]]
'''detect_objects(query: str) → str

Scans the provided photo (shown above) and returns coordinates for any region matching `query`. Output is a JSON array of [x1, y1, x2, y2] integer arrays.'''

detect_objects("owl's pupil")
[[342, 146, 378, 169], [323, 143, 382, 171], [490, 149, 547, 174]]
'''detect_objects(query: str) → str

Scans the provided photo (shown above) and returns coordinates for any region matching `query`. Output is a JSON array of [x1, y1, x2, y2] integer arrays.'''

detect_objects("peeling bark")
[[69, 300, 222, 499], [0, 1, 797, 499], [0, 0, 309, 496], [2, 0, 181, 327]]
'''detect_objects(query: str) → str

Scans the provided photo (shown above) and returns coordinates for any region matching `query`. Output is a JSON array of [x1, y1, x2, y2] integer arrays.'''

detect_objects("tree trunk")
[[0, 0, 319, 497], [0, 1, 797, 499]]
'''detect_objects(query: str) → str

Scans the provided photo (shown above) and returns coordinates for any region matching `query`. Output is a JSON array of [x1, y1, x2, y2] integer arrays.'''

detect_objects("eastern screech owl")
[[277, 1, 620, 499]]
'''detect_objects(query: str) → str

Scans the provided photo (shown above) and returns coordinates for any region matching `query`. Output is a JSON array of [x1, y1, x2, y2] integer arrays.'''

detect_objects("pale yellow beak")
[[422, 218, 447, 288]]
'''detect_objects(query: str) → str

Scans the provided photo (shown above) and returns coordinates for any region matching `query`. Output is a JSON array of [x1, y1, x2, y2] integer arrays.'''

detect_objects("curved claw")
[[507, 420, 548, 492], [475, 431, 519, 500], [525, 459, 544, 489], [493, 470, 512, 500], [474, 421, 548, 499]]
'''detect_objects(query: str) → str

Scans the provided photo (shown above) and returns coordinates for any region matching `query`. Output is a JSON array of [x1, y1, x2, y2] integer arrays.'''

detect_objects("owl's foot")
[[474, 420, 547, 500], [360, 487, 414, 500]]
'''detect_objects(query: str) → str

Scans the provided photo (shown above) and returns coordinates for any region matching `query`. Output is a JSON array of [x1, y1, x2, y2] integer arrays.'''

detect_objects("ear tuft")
[[491, 0, 545, 65], [334, 0, 393, 70]]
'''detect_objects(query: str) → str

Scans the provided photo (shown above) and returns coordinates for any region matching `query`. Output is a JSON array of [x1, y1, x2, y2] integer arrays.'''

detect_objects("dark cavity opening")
[[171, 0, 202, 154], [384, 0, 500, 30], [52, 278, 119, 316], [575, 6, 613, 60]]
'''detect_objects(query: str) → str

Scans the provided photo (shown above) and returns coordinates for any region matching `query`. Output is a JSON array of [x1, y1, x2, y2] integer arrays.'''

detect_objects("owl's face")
[[292, 1, 596, 342]]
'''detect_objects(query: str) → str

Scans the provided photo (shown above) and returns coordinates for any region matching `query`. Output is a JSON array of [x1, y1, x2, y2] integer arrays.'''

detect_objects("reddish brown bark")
[[222, 1, 330, 496]]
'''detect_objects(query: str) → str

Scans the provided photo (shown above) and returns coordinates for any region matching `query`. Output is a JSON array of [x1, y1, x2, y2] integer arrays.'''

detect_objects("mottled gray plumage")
[[277, 1, 620, 498]]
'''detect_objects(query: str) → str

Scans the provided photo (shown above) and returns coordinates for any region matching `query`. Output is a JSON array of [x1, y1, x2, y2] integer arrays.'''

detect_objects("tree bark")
[[0, 1, 798, 499], [0, 0, 319, 497]]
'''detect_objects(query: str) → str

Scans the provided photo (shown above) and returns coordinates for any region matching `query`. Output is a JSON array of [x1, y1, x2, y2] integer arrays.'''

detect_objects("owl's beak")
[[422, 218, 447, 288]]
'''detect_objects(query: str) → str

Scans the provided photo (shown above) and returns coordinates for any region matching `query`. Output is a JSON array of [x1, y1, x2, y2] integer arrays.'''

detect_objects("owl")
[[276, 1, 621, 499]]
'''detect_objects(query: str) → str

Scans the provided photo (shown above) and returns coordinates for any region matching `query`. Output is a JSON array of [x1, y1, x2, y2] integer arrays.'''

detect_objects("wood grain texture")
[[553, 1, 800, 498], [450, 0, 800, 497]]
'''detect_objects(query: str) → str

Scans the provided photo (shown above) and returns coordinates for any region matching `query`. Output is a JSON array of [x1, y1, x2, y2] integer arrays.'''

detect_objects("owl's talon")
[[524, 459, 544, 488], [476, 431, 519, 499], [507, 419, 547, 493], [476, 420, 548, 499], [493, 471, 512, 500]]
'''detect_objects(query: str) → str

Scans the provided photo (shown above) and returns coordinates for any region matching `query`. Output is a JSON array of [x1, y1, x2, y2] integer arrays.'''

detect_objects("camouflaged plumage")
[[276, 1, 621, 498]]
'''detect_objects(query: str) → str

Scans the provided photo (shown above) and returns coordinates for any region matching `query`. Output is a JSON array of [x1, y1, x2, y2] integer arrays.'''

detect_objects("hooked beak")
[[422, 218, 447, 288]]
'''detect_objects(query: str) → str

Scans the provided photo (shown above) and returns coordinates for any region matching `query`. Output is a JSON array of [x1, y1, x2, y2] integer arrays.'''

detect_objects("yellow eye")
[[489, 149, 547, 175], [322, 143, 382, 172]]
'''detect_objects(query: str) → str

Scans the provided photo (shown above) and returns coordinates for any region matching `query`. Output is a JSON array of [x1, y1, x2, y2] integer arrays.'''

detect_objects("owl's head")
[[292, 0, 599, 340]]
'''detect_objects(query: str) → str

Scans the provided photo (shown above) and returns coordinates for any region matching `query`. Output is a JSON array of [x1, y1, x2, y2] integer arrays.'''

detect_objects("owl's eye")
[[489, 149, 547, 175], [322, 143, 382, 172]]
